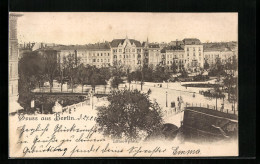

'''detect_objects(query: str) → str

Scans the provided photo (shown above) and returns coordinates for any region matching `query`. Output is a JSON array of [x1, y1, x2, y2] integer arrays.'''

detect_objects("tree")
[[179, 65, 188, 78], [75, 64, 88, 93], [56, 55, 67, 92], [152, 65, 170, 82], [171, 60, 178, 74], [63, 53, 77, 92], [110, 62, 124, 89], [99, 67, 111, 92], [209, 57, 226, 77], [204, 85, 225, 110], [96, 90, 163, 139], [126, 68, 133, 90], [204, 60, 210, 70], [41, 50, 58, 92], [18, 52, 45, 110], [110, 76, 123, 89], [231, 55, 238, 76]]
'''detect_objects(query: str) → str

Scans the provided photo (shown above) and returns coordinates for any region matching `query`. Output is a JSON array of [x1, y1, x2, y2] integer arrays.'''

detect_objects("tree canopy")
[[96, 89, 163, 140]]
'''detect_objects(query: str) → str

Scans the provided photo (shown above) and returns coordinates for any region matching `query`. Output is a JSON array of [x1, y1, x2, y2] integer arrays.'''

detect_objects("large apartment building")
[[183, 38, 204, 72], [164, 46, 185, 71], [204, 43, 237, 67], [110, 37, 143, 71], [79, 43, 112, 68]]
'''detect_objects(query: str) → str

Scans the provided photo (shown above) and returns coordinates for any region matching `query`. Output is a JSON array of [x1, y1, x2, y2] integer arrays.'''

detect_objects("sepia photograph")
[[9, 12, 238, 157]]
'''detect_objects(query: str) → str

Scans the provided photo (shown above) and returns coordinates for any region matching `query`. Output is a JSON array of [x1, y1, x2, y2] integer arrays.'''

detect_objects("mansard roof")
[[183, 38, 202, 45], [110, 39, 142, 47], [148, 43, 160, 49]]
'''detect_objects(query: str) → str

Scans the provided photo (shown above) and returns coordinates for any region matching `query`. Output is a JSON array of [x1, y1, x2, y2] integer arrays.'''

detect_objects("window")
[[104, 53, 106, 56], [93, 59, 96, 62], [108, 53, 110, 56], [193, 48, 195, 51], [199, 52, 201, 56], [101, 59, 103, 62], [108, 59, 110, 62], [97, 53, 99, 56], [97, 59, 99, 62], [132, 49, 135, 52], [101, 53, 102, 56], [193, 53, 195, 56], [119, 49, 122, 52], [187, 48, 189, 51]]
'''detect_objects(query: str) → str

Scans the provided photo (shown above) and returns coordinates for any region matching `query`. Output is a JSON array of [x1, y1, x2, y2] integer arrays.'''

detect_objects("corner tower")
[[9, 13, 23, 113]]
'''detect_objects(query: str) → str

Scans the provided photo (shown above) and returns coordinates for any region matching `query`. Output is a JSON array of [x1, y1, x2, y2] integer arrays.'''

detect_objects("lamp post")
[[166, 91, 168, 107]]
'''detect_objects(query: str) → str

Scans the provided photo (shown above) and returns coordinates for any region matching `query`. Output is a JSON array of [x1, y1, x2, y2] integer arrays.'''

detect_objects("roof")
[[164, 45, 184, 51], [86, 43, 111, 50], [110, 39, 142, 47], [148, 43, 160, 49], [129, 39, 142, 47], [37, 43, 110, 51], [169, 40, 184, 45], [203, 43, 232, 52], [110, 39, 125, 47], [183, 38, 201, 45]]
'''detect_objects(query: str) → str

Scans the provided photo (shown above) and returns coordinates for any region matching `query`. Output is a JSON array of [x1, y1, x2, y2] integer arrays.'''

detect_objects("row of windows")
[[205, 54, 219, 58], [187, 52, 201, 56], [92, 59, 110, 63], [167, 54, 183, 58], [113, 54, 136, 58], [187, 47, 201, 51], [113, 48, 141, 53], [88, 52, 110, 57]]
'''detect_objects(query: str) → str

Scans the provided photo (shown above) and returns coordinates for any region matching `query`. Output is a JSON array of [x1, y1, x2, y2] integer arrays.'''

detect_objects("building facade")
[[183, 38, 204, 72], [80, 43, 112, 68], [204, 46, 235, 67], [110, 37, 143, 71], [147, 43, 161, 67], [9, 13, 23, 113], [165, 47, 185, 72]]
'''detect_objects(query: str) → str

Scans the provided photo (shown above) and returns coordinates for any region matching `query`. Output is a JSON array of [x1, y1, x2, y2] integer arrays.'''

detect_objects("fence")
[[163, 104, 185, 118], [62, 99, 90, 113], [185, 102, 238, 115]]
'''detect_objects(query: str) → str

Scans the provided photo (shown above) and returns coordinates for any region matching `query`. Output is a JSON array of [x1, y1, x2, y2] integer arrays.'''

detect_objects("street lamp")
[[166, 91, 168, 107]]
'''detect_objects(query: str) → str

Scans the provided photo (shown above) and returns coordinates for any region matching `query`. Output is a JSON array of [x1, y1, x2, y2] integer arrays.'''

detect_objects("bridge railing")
[[185, 102, 238, 115], [62, 100, 90, 113]]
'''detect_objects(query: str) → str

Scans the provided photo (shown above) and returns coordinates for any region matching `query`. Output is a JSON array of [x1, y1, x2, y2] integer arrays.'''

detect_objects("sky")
[[13, 12, 238, 45]]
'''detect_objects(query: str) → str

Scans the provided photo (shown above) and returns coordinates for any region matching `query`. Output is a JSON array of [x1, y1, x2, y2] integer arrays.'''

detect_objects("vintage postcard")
[[9, 12, 238, 157]]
